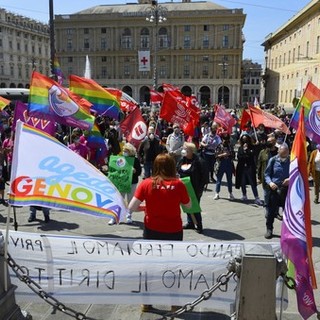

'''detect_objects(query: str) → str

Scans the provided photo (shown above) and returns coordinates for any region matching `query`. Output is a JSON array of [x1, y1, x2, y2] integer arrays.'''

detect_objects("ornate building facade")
[[0, 8, 50, 88], [262, 0, 320, 108], [54, 0, 245, 107]]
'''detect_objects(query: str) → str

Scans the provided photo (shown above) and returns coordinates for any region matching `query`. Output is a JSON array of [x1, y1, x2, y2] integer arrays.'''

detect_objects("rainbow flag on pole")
[[53, 55, 65, 85], [28, 71, 94, 131], [0, 96, 10, 110], [291, 81, 320, 144], [69, 75, 121, 120], [281, 107, 318, 319]]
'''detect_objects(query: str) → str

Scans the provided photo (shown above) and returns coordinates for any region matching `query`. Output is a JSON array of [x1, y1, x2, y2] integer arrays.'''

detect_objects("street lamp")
[[218, 61, 228, 105], [146, 0, 167, 90]]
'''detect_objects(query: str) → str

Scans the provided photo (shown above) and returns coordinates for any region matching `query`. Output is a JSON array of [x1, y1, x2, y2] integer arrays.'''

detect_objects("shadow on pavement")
[[202, 229, 245, 240], [37, 220, 80, 232]]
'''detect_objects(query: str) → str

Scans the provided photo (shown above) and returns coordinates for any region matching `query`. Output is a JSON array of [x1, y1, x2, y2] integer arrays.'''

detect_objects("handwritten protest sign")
[[3, 230, 286, 314]]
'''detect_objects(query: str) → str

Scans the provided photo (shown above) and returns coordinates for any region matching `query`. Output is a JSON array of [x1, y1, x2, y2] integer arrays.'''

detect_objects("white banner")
[[138, 50, 150, 72], [3, 230, 287, 314]]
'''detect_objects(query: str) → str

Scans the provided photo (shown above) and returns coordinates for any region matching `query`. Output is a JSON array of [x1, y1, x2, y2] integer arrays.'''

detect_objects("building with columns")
[[0, 8, 50, 88], [54, 0, 246, 107], [262, 0, 320, 108]]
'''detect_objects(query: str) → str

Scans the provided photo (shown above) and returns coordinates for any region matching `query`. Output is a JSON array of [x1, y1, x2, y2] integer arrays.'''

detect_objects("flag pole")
[[4, 204, 12, 292]]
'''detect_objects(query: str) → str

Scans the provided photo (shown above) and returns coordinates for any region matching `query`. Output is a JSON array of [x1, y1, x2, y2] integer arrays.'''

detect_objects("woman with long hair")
[[128, 153, 191, 313], [128, 153, 191, 241]]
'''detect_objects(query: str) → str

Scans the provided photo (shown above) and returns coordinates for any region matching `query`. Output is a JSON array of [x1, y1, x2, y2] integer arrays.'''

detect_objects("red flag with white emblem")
[[120, 107, 147, 148]]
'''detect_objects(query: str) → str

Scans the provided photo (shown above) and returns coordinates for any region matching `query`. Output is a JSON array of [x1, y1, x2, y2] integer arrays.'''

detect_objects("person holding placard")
[[177, 142, 206, 233]]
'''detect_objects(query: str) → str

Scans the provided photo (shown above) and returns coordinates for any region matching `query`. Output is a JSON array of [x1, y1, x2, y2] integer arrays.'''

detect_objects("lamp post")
[[218, 61, 228, 105], [146, 0, 167, 90], [49, 0, 56, 80]]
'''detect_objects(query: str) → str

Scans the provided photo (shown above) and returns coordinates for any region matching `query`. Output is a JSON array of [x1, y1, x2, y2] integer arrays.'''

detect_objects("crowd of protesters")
[[0, 101, 319, 240]]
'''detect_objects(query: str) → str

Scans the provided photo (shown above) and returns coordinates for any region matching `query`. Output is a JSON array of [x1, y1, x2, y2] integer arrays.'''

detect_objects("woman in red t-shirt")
[[128, 153, 191, 241]]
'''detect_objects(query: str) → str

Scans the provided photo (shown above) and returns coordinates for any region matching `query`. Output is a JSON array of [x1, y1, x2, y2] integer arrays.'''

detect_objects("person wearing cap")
[[308, 144, 320, 204], [264, 143, 290, 239], [166, 123, 185, 163]]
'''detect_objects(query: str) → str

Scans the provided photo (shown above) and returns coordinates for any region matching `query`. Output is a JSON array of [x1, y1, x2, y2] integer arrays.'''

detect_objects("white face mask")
[[181, 149, 187, 157], [123, 152, 129, 157], [149, 134, 155, 140]]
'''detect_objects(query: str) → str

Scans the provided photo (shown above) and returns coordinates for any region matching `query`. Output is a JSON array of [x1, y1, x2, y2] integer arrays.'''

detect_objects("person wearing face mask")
[[200, 122, 221, 183], [308, 144, 320, 204], [264, 143, 290, 239], [213, 133, 235, 200], [166, 123, 185, 163], [235, 134, 263, 205], [138, 126, 161, 179], [68, 133, 90, 160], [177, 142, 208, 233]]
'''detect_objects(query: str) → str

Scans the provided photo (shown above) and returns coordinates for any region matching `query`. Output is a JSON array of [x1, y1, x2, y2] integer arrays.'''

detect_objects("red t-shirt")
[[134, 178, 190, 233]]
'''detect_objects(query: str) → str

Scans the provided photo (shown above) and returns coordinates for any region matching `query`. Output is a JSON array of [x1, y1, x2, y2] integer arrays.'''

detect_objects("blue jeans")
[[143, 161, 153, 178], [215, 160, 233, 194], [29, 206, 50, 219]]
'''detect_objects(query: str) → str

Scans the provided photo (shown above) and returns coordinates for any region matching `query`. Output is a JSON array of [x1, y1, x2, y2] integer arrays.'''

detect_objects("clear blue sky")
[[0, 0, 311, 65]]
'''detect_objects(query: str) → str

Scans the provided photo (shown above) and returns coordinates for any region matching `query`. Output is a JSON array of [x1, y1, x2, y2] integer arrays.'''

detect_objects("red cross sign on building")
[[138, 50, 151, 71]]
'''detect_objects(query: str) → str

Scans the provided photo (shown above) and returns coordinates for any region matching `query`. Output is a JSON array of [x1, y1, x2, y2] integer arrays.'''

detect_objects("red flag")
[[160, 91, 195, 136], [214, 105, 236, 134], [162, 83, 180, 92], [150, 89, 164, 105], [248, 106, 290, 133], [239, 109, 251, 131], [119, 107, 147, 148]]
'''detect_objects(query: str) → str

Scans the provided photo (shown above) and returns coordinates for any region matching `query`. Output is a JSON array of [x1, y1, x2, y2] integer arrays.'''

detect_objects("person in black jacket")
[[235, 134, 263, 205], [177, 142, 207, 233], [138, 127, 162, 179]]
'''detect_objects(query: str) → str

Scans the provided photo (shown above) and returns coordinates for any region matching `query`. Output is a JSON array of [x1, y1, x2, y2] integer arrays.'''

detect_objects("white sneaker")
[[254, 197, 263, 205], [241, 195, 247, 201], [213, 193, 220, 200], [229, 193, 235, 200], [126, 214, 133, 224], [108, 218, 116, 225]]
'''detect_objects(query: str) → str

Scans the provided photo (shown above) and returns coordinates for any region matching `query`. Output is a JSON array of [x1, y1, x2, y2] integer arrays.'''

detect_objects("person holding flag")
[[264, 143, 290, 239]]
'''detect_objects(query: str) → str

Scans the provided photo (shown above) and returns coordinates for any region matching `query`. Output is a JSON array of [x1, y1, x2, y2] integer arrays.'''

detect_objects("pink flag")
[[214, 104, 236, 134], [281, 108, 318, 319]]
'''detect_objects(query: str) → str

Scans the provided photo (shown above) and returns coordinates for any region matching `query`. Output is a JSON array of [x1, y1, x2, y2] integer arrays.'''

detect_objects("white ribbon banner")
[[3, 230, 286, 314]]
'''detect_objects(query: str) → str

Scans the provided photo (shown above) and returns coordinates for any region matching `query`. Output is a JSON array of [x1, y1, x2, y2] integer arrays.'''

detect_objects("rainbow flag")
[[281, 108, 318, 319], [291, 81, 320, 144], [9, 121, 126, 223], [28, 71, 94, 131], [69, 75, 121, 120], [86, 123, 105, 148], [53, 55, 64, 85], [0, 96, 10, 110]]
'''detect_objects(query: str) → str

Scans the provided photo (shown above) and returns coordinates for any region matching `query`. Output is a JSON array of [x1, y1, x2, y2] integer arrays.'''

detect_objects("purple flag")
[[13, 101, 56, 136]]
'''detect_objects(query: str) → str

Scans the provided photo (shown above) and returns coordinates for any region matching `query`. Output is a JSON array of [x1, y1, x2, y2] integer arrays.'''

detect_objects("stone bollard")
[[0, 231, 27, 320], [235, 243, 277, 320]]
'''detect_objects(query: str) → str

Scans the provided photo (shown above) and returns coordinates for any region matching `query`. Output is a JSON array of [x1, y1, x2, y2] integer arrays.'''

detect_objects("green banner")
[[108, 155, 134, 194], [180, 176, 201, 213]]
